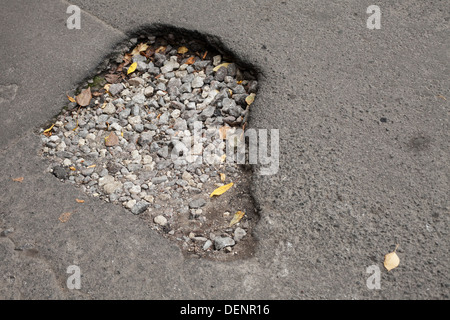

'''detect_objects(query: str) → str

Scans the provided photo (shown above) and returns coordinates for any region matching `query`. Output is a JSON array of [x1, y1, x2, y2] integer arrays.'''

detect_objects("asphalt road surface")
[[0, 0, 448, 299]]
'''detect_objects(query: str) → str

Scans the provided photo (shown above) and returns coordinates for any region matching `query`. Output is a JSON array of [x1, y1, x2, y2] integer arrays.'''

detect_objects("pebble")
[[214, 237, 235, 250], [154, 215, 168, 226]]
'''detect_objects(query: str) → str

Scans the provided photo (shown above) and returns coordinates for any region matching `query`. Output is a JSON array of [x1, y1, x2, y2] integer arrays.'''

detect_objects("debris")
[[384, 244, 400, 271], [75, 87, 92, 107], [210, 182, 234, 197], [229, 211, 245, 227]]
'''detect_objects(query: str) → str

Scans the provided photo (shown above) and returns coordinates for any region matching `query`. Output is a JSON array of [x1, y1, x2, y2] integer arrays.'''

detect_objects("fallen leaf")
[[43, 124, 55, 134], [72, 119, 79, 131], [210, 182, 234, 197], [75, 199, 85, 203], [67, 94, 76, 103], [202, 51, 208, 60], [213, 62, 230, 72], [177, 46, 189, 54], [12, 177, 24, 183], [155, 46, 166, 54], [123, 53, 133, 64], [384, 244, 400, 271], [69, 166, 76, 171], [75, 87, 92, 107], [185, 56, 196, 65], [87, 164, 96, 168], [220, 173, 226, 182], [105, 131, 119, 147], [220, 154, 227, 163], [229, 211, 245, 227], [131, 43, 149, 56], [245, 93, 256, 105], [58, 212, 72, 223], [104, 84, 111, 93], [127, 62, 137, 75], [100, 102, 107, 109], [105, 73, 120, 84]]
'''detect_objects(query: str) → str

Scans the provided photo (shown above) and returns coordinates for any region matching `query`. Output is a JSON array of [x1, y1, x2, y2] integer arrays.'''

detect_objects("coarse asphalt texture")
[[0, 0, 448, 299]]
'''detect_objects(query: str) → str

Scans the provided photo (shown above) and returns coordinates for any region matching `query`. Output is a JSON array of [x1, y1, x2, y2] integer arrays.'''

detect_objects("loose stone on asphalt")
[[40, 33, 258, 260]]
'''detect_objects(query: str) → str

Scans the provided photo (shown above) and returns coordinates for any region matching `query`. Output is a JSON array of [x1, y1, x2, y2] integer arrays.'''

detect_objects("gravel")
[[41, 33, 258, 258]]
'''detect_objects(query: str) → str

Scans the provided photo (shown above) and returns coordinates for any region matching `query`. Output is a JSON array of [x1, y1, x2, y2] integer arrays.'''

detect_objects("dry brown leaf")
[[58, 212, 72, 223], [210, 182, 234, 197], [75, 199, 85, 203], [229, 211, 245, 227], [12, 177, 24, 183], [123, 53, 133, 64], [155, 46, 166, 54], [105, 73, 120, 84], [384, 245, 400, 271], [177, 46, 189, 54], [185, 56, 196, 65], [105, 131, 119, 147], [75, 87, 92, 107], [131, 43, 149, 56]]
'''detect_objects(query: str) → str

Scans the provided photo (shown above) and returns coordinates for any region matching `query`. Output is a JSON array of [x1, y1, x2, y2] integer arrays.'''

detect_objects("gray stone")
[[214, 237, 235, 250], [154, 215, 168, 226], [152, 176, 168, 184], [191, 76, 204, 88], [203, 240, 213, 250], [109, 83, 124, 96], [234, 227, 247, 242], [189, 198, 206, 209], [215, 66, 227, 81], [132, 93, 146, 104], [52, 165, 68, 179], [131, 201, 150, 215]]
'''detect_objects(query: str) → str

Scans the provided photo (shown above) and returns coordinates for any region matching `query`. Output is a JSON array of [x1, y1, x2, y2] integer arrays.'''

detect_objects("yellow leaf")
[[245, 93, 256, 105], [229, 211, 245, 227], [177, 46, 189, 54], [87, 164, 96, 168], [43, 124, 55, 133], [220, 173, 226, 182], [210, 182, 233, 197], [67, 94, 76, 103], [384, 245, 400, 271], [104, 84, 111, 92], [69, 166, 76, 171], [75, 199, 85, 203], [127, 62, 137, 75], [213, 62, 230, 72]]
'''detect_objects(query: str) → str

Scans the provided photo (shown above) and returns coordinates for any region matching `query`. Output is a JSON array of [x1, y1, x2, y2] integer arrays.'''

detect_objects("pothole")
[[39, 29, 259, 261]]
